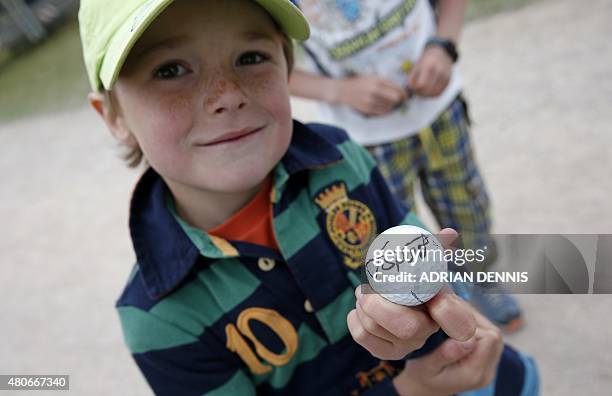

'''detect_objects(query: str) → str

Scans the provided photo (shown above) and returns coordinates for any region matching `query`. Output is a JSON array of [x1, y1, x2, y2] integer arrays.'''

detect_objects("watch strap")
[[425, 37, 459, 63]]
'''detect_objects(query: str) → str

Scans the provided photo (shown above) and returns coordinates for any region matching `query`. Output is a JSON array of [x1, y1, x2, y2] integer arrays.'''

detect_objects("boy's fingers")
[[368, 105, 392, 117], [438, 228, 459, 250], [374, 76, 403, 90], [468, 310, 505, 368], [356, 287, 440, 344], [425, 288, 476, 342], [415, 66, 433, 91], [424, 73, 442, 96], [376, 85, 406, 107], [433, 75, 448, 96], [441, 327, 503, 390], [347, 309, 402, 359], [422, 337, 476, 373], [381, 80, 408, 101], [355, 300, 398, 342], [408, 67, 422, 91]]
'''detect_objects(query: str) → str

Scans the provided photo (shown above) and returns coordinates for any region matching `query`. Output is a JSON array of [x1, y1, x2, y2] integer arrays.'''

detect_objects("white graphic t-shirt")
[[297, 0, 462, 145]]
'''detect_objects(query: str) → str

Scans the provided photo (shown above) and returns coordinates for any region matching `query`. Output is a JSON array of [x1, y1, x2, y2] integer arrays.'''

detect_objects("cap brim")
[[98, 0, 309, 91], [99, 0, 174, 91], [255, 0, 310, 41]]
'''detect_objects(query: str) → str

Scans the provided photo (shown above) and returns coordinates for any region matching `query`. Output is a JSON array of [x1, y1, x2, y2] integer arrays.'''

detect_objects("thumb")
[[422, 337, 476, 373], [438, 228, 459, 250]]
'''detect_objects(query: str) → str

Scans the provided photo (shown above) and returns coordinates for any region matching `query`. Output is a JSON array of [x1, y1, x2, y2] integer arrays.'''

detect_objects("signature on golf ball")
[[364, 225, 448, 306]]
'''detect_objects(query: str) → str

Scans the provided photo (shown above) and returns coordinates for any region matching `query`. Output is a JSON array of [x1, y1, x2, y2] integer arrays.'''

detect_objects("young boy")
[[79, 0, 538, 394]]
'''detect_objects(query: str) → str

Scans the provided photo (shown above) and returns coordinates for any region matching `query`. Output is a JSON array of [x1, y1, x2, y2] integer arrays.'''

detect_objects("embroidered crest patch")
[[315, 183, 377, 269]]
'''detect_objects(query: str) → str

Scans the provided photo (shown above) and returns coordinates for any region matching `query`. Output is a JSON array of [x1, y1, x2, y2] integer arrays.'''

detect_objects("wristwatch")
[[425, 37, 459, 63]]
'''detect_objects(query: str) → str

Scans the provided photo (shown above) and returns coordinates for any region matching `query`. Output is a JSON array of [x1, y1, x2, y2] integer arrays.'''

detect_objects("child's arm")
[[436, 0, 469, 44], [409, 0, 468, 97], [289, 69, 406, 117], [117, 306, 255, 395]]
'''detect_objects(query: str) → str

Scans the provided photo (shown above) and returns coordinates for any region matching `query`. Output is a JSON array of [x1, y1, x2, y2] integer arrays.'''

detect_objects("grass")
[[0, 0, 541, 123], [0, 19, 90, 123], [466, 0, 539, 20]]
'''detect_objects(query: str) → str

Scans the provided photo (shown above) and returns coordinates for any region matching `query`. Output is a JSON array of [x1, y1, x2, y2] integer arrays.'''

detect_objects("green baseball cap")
[[79, 0, 310, 92]]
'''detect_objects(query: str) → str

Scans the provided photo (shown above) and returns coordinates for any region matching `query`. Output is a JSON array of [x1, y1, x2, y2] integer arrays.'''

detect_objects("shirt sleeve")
[[118, 305, 256, 396]]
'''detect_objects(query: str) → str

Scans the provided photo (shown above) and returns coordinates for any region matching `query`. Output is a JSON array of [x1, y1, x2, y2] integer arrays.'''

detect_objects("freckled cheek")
[[130, 91, 197, 151], [246, 76, 292, 126], [267, 86, 292, 140]]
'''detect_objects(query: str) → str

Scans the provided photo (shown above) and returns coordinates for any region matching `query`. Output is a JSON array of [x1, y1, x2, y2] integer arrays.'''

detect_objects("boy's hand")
[[348, 285, 476, 360], [334, 76, 407, 117], [347, 229, 476, 361], [392, 308, 504, 396], [408, 46, 453, 97]]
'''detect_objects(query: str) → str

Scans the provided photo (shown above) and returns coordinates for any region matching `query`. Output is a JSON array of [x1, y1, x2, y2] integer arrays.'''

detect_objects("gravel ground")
[[1, 0, 611, 394]]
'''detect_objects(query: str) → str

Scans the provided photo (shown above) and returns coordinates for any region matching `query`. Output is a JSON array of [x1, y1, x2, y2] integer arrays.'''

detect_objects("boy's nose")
[[205, 78, 249, 115]]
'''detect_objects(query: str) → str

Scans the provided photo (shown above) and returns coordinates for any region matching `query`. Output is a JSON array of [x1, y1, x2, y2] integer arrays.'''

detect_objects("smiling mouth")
[[199, 126, 264, 147]]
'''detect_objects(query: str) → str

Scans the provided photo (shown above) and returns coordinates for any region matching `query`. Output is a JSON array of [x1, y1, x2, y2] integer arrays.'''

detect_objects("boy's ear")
[[88, 92, 138, 148]]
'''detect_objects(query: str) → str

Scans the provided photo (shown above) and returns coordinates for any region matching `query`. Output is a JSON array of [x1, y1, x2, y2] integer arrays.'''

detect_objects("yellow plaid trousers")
[[366, 95, 494, 262]]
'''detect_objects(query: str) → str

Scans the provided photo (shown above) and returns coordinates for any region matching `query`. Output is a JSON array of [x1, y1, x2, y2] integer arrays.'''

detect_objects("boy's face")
[[109, 0, 292, 194]]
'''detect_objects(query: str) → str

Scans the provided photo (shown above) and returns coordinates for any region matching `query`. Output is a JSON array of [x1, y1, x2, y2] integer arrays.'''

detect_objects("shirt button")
[[304, 299, 314, 313], [258, 257, 275, 272]]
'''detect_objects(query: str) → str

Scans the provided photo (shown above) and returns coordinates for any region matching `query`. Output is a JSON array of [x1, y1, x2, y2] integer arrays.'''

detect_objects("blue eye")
[[238, 52, 268, 66], [154, 62, 188, 79]]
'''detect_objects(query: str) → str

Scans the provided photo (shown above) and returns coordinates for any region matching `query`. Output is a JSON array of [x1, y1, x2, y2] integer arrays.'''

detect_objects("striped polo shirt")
[[116, 121, 538, 395]]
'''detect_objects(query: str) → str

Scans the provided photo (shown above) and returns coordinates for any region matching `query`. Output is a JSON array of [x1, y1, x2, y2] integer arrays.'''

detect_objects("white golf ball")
[[364, 225, 448, 306]]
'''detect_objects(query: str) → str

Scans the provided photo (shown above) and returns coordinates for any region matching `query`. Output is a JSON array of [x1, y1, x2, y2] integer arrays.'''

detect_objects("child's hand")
[[408, 46, 453, 97], [392, 308, 504, 396], [347, 228, 476, 361], [334, 76, 407, 117], [348, 285, 476, 360]]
